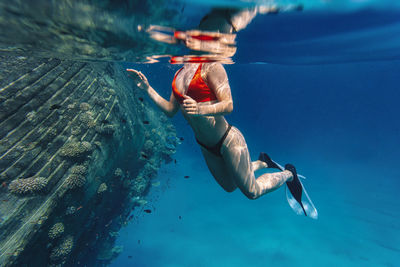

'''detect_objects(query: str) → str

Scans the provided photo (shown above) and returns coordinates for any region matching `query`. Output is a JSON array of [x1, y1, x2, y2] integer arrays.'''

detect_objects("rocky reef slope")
[[0, 54, 178, 266]]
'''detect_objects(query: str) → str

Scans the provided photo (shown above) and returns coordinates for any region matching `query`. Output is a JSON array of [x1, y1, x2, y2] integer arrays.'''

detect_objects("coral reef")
[[59, 141, 93, 160], [8, 177, 48, 195], [70, 165, 88, 176], [50, 235, 74, 262], [142, 140, 154, 155], [65, 206, 76, 215], [0, 53, 179, 266], [97, 245, 123, 261], [143, 161, 158, 179], [64, 164, 88, 189], [65, 174, 85, 190], [79, 102, 91, 111], [97, 183, 108, 194], [48, 223, 65, 240], [93, 96, 105, 107], [26, 111, 37, 123], [70, 126, 81, 136], [95, 124, 115, 137], [79, 111, 96, 128], [131, 174, 149, 196], [113, 168, 124, 179], [107, 88, 116, 95]]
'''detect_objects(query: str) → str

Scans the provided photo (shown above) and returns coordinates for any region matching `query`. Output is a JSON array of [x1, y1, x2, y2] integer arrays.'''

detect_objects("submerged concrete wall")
[[0, 55, 178, 266]]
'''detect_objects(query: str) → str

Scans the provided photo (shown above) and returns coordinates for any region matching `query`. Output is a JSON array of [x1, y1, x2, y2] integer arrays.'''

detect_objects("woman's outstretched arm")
[[183, 63, 233, 116], [127, 69, 179, 117]]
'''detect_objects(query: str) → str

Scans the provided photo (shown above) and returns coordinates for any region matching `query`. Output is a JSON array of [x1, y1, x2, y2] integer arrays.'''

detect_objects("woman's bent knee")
[[220, 182, 237, 193], [243, 190, 260, 200]]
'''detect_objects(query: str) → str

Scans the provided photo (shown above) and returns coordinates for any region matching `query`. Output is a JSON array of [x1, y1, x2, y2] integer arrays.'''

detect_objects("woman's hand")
[[182, 95, 200, 116], [126, 69, 150, 91]]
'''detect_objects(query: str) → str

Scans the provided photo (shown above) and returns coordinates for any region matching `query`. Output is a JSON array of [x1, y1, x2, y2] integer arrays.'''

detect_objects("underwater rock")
[[8, 177, 48, 195], [0, 54, 178, 267], [48, 223, 65, 240]]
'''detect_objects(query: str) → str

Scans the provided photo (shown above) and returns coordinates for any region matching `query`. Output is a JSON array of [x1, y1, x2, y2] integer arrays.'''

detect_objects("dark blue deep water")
[[111, 3, 400, 267]]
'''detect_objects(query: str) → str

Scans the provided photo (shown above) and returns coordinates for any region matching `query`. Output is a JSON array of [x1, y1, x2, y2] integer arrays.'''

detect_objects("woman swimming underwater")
[[127, 6, 317, 218], [127, 62, 308, 212]]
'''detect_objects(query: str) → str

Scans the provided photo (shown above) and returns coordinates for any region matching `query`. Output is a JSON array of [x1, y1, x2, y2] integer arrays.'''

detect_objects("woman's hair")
[[198, 8, 241, 34]]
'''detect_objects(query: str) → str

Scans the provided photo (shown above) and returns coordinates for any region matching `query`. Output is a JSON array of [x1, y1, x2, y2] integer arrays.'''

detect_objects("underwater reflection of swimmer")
[[128, 5, 317, 219], [146, 3, 304, 61]]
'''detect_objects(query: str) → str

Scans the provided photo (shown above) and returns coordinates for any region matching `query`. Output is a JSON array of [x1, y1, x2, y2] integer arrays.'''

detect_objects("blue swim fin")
[[285, 164, 307, 216], [260, 154, 318, 219]]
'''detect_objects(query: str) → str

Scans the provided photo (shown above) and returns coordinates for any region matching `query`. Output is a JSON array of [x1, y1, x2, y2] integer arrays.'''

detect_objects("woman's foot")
[[258, 152, 280, 169], [285, 164, 307, 216]]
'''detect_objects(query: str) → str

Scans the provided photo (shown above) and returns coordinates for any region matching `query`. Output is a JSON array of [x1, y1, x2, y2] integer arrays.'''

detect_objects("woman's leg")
[[221, 127, 293, 199], [199, 147, 237, 192]]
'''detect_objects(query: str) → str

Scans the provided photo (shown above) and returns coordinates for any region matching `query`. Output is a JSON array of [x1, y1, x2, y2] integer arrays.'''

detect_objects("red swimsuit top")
[[172, 64, 217, 104]]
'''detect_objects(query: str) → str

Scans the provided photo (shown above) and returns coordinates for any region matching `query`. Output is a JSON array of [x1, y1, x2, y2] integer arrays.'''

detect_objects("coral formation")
[[97, 245, 123, 261], [67, 102, 77, 110], [26, 111, 37, 123], [113, 168, 124, 179], [50, 235, 74, 262], [65, 174, 86, 189], [48, 223, 65, 239], [79, 102, 91, 111], [79, 111, 96, 128], [131, 174, 149, 196], [70, 165, 88, 176], [65, 206, 76, 215], [8, 177, 48, 195], [95, 124, 115, 136], [107, 88, 116, 95], [142, 140, 154, 155], [65, 164, 87, 189], [97, 183, 108, 194], [94, 141, 102, 148], [59, 141, 93, 160], [143, 161, 158, 178], [93, 96, 105, 107], [70, 126, 81, 136]]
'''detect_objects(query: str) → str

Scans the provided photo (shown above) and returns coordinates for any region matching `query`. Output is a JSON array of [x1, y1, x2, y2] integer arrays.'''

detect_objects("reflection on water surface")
[[1, 0, 398, 64]]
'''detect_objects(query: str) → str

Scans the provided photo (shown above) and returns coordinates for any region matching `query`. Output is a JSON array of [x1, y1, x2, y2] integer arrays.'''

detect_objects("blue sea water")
[[0, 0, 399, 266], [110, 2, 400, 266]]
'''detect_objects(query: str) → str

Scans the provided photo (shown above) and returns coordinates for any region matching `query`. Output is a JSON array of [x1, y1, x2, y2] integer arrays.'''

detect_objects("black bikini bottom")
[[196, 124, 232, 157]]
